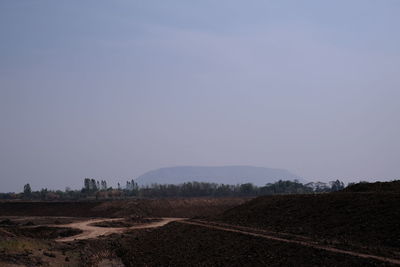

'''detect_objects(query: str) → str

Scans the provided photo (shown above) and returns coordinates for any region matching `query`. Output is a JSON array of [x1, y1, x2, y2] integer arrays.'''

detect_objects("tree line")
[[0, 179, 345, 200]]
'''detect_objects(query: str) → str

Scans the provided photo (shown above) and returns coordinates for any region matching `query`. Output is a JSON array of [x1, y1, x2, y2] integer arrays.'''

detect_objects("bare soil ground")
[[90, 217, 161, 228], [0, 217, 84, 239], [0, 197, 247, 218], [0, 216, 83, 226], [115, 221, 396, 266], [55, 217, 184, 242], [179, 220, 400, 265], [213, 192, 400, 256], [343, 180, 400, 193], [0, 221, 82, 266], [0, 192, 398, 266], [0, 216, 178, 266]]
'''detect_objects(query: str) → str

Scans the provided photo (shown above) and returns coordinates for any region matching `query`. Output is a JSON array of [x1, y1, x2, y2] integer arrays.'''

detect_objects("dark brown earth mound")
[[115, 222, 392, 267], [213, 193, 400, 251], [0, 202, 100, 217], [0, 217, 81, 226], [0, 221, 82, 239], [91, 217, 161, 228], [0, 197, 247, 218], [343, 180, 400, 193], [6, 226, 82, 239]]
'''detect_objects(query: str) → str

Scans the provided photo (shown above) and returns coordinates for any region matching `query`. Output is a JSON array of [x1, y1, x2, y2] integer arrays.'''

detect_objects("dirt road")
[[178, 220, 400, 266], [56, 217, 184, 242]]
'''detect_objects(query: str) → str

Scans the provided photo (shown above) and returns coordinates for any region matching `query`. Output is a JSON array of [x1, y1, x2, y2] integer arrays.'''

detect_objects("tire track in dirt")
[[178, 220, 400, 265]]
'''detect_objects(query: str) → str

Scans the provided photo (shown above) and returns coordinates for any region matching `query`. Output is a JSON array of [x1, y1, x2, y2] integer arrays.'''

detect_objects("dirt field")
[[343, 180, 400, 193], [0, 197, 248, 218], [0, 197, 247, 266], [0, 192, 399, 266], [213, 192, 400, 257], [56, 217, 184, 242], [115, 222, 396, 266], [0, 216, 181, 266]]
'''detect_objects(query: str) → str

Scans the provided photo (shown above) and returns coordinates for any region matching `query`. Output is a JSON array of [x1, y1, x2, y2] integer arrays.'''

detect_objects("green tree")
[[330, 180, 345, 191], [23, 183, 32, 198]]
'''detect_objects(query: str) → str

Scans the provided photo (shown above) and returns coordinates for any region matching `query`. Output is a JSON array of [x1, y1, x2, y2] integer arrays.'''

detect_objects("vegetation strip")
[[7, 179, 344, 201], [179, 220, 400, 265]]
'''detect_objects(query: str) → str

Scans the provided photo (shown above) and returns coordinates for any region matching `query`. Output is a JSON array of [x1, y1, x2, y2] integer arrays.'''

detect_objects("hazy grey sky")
[[1, 0, 400, 192]]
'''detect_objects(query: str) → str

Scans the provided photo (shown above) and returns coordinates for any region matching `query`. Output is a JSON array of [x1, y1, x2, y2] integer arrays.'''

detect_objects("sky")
[[1, 0, 400, 192]]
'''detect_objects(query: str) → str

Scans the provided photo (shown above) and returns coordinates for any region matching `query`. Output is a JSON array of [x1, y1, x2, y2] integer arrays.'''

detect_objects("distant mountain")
[[135, 166, 304, 186]]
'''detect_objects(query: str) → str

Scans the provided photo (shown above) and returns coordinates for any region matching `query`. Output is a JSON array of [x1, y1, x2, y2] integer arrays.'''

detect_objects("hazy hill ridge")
[[135, 166, 303, 186]]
